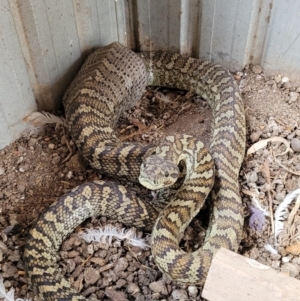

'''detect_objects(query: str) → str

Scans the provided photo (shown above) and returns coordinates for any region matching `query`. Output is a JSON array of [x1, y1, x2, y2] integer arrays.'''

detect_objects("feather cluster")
[[249, 196, 269, 232], [79, 225, 149, 249], [0, 275, 30, 301], [274, 188, 300, 241]]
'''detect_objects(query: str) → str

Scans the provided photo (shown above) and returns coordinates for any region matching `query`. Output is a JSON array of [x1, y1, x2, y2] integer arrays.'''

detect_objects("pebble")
[[84, 267, 100, 285], [149, 280, 168, 295], [48, 143, 55, 149], [281, 76, 289, 83], [291, 138, 300, 152], [250, 131, 262, 143], [115, 279, 126, 288], [251, 65, 262, 74], [105, 288, 128, 301], [65, 259, 76, 274], [172, 289, 188, 300], [274, 75, 281, 83], [66, 170, 73, 179], [19, 164, 29, 172], [28, 138, 38, 146], [289, 92, 299, 102], [282, 256, 290, 263], [65, 153, 85, 173], [188, 286, 198, 297], [281, 262, 300, 277], [127, 283, 140, 295], [114, 258, 129, 274], [51, 156, 61, 165], [245, 171, 258, 183], [0, 166, 5, 175]]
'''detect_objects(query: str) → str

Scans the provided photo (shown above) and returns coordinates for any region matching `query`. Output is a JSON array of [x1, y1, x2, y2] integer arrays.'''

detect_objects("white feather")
[[264, 244, 278, 254], [274, 188, 300, 241], [0, 275, 30, 301], [79, 225, 149, 249], [23, 111, 64, 126], [251, 196, 270, 216]]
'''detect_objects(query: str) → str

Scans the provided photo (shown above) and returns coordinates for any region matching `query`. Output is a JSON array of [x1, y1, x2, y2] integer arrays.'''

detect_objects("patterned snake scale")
[[23, 42, 246, 301]]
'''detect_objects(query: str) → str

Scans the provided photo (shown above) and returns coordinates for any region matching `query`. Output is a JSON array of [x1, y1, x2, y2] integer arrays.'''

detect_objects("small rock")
[[65, 153, 85, 173], [127, 283, 140, 295], [287, 132, 295, 140], [71, 265, 83, 278], [28, 138, 38, 146], [295, 130, 300, 137], [19, 164, 29, 172], [251, 65, 262, 74], [249, 247, 260, 259], [115, 279, 126, 288], [281, 262, 300, 277], [271, 260, 280, 269], [61, 135, 66, 145], [296, 87, 300, 93], [65, 259, 76, 274], [172, 289, 188, 300], [105, 288, 128, 301], [2, 262, 18, 277], [62, 236, 82, 251], [51, 156, 61, 165], [245, 171, 258, 183], [0, 167, 5, 175], [8, 249, 20, 262], [281, 76, 289, 83], [282, 256, 290, 263], [275, 192, 285, 202], [188, 286, 198, 297], [291, 138, 300, 152], [90, 257, 106, 266], [114, 258, 129, 274], [48, 143, 55, 149], [149, 280, 168, 295], [289, 92, 299, 103], [66, 170, 73, 179], [84, 267, 100, 285], [274, 75, 281, 83], [82, 287, 98, 297], [250, 131, 262, 143]]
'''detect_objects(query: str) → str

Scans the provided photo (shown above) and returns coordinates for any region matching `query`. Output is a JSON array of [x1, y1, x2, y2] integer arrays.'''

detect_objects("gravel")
[[1, 66, 300, 300]]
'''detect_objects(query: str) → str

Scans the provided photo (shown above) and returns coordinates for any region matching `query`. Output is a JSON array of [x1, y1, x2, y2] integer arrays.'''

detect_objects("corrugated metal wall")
[[1, 0, 300, 149]]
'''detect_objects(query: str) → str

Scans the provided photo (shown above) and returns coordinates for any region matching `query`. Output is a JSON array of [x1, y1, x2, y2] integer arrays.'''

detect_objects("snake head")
[[139, 155, 179, 190]]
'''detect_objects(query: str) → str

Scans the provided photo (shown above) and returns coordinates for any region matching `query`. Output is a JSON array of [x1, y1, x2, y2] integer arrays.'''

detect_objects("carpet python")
[[23, 42, 246, 300]]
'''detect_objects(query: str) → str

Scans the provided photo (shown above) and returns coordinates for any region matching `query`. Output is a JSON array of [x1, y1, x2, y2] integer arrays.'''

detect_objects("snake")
[[23, 42, 246, 300]]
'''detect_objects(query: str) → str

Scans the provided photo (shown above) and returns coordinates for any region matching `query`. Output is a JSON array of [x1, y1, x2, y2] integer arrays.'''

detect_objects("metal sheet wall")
[[0, 0, 299, 149]]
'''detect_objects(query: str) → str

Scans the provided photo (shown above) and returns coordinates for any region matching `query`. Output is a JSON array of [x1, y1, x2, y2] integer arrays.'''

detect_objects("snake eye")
[[165, 171, 169, 177]]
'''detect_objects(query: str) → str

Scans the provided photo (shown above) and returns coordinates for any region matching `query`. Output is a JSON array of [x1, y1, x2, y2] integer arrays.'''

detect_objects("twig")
[[62, 127, 73, 163], [261, 161, 274, 234]]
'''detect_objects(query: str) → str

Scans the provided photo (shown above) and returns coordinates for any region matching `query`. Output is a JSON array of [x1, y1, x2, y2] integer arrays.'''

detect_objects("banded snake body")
[[23, 42, 246, 300]]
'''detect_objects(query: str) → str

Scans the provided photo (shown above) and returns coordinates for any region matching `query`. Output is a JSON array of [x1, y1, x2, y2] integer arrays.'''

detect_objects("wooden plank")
[[202, 247, 300, 301]]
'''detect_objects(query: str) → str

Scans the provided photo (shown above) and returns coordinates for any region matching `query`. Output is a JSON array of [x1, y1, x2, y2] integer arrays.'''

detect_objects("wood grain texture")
[[202, 248, 300, 301]]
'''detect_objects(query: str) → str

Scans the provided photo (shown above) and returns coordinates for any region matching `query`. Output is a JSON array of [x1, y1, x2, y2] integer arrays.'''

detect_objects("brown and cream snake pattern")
[[23, 42, 246, 300]]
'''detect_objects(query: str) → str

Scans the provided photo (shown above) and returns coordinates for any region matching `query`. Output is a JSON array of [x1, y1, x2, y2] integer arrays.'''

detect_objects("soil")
[[1, 64, 300, 301]]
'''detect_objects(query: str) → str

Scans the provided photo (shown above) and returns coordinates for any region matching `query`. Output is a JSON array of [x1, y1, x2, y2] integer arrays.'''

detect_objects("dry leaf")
[[260, 161, 271, 184], [247, 137, 290, 156], [286, 241, 300, 255]]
